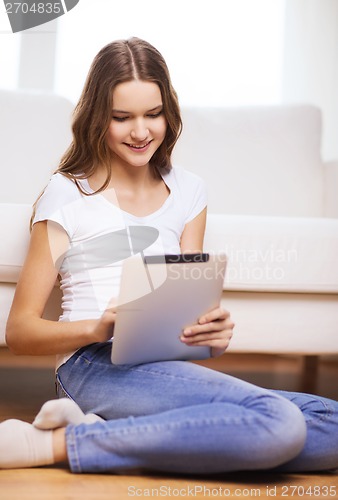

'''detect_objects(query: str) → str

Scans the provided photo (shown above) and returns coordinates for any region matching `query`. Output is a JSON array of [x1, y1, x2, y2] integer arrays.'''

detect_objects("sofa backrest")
[[0, 92, 324, 217], [0, 90, 73, 204], [173, 105, 324, 217]]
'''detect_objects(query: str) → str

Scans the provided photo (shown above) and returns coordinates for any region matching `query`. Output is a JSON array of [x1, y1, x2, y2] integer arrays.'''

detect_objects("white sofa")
[[1, 91, 338, 388], [175, 106, 338, 356]]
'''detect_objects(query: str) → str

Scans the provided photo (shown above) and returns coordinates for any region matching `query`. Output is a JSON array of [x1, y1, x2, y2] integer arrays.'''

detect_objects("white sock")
[[0, 419, 54, 469], [33, 398, 103, 430]]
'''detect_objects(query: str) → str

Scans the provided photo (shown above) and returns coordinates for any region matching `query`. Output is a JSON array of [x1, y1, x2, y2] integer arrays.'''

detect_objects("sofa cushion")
[[205, 214, 338, 293]]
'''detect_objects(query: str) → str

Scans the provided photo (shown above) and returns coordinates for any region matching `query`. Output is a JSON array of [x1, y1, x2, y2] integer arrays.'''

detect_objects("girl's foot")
[[0, 419, 54, 469], [33, 398, 103, 430]]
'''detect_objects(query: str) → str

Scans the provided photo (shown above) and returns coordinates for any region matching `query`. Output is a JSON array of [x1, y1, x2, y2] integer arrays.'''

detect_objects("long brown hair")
[[58, 37, 182, 192]]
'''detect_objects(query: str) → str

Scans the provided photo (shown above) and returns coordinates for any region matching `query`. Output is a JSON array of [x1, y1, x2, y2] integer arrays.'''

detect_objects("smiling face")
[[106, 80, 167, 170]]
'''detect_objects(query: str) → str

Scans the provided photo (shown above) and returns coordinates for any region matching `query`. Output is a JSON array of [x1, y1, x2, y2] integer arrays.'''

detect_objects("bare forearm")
[[5, 316, 98, 356]]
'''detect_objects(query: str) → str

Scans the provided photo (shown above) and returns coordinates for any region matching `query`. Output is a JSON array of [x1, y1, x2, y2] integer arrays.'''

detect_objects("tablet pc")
[[111, 252, 227, 365]]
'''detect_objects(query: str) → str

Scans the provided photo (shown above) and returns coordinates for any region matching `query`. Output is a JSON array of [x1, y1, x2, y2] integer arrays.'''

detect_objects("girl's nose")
[[130, 119, 149, 142]]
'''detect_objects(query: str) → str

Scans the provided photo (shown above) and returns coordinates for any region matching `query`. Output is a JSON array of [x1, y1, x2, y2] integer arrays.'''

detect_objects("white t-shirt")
[[33, 166, 207, 367]]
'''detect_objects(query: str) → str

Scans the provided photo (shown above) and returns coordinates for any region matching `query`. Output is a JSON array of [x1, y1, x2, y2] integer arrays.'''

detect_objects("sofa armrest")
[[0, 203, 31, 283], [323, 160, 338, 218]]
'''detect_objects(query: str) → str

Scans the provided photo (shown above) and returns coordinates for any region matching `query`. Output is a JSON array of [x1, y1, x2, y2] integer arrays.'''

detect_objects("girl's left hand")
[[180, 307, 235, 358]]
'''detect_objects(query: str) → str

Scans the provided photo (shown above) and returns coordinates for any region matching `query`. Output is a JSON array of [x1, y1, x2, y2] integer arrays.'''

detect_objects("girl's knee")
[[253, 396, 307, 470]]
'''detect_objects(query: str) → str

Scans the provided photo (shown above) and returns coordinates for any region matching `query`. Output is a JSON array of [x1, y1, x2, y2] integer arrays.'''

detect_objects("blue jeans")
[[56, 342, 338, 474]]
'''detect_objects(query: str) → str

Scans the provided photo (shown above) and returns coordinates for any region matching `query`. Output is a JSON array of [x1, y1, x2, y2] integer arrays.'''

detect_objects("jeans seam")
[[66, 426, 82, 473], [56, 372, 74, 400], [73, 415, 257, 440], [75, 355, 237, 387], [115, 365, 232, 386]]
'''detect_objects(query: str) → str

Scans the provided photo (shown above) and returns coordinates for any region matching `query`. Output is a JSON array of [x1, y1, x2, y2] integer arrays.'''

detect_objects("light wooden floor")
[[0, 348, 337, 499]]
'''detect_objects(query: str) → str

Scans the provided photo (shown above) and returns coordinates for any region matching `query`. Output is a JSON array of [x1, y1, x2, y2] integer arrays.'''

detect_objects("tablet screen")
[[144, 253, 210, 264]]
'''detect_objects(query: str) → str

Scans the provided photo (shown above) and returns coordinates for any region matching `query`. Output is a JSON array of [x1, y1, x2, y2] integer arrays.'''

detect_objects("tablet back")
[[111, 253, 226, 365]]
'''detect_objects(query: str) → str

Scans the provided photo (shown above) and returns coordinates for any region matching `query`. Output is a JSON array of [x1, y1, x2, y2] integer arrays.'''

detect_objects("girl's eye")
[[112, 116, 128, 122], [112, 110, 163, 122], [147, 111, 163, 119]]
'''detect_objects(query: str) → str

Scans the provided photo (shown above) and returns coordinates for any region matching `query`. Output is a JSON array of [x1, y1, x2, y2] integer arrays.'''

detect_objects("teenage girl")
[[1, 38, 338, 474]]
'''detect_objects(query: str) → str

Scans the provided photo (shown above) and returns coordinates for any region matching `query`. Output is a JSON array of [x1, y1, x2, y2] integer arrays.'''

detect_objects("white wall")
[[18, 21, 58, 90], [1, 0, 337, 161], [53, 0, 286, 107], [282, 0, 338, 161]]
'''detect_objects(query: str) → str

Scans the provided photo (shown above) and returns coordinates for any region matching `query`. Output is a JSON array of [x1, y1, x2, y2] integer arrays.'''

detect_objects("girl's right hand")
[[89, 307, 117, 343]]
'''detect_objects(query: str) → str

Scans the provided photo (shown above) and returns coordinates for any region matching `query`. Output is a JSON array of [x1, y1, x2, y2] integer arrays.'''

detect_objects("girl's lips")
[[124, 140, 152, 152]]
